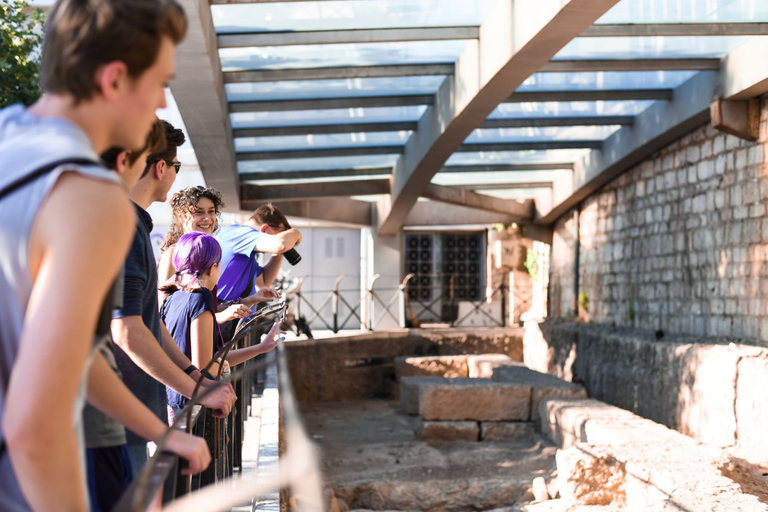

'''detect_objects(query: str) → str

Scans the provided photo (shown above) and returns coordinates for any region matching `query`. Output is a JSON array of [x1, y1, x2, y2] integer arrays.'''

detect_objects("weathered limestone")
[[402, 377, 531, 421], [542, 397, 768, 512], [480, 422, 534, 441], [491, 365, 587, 424], [415, 420, 479, 442], [467, 354, 522, 378], [556, 445, 626, 507], [394, 355, 469, 380]]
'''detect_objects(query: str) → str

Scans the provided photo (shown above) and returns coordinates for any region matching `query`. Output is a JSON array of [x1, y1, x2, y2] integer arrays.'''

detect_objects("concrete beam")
[[441, 163, 574, 172], [171, 0, 239, 207], [480, 116, 633, 128], [241, 179, 390, 201], [239, 168, 391, 181], [458, 141, 603, 151], [537, 70, 720, 225], [218, 27, 479, 48], [582, 22, 768, 37], [455, 182, 552, 190], [405, 200, 527, 227], [377, 0, 623, 235], [422, 183, 534, 218], [242, 198, 373, 227], [224, 64, 453, 83], [540, 58, 720, 72], [233, 122, 417, 137], [236, 145, 403, 161], [506, 89, 672, 102], [228, 95, 432, 113], [721, 35, 768, 100]]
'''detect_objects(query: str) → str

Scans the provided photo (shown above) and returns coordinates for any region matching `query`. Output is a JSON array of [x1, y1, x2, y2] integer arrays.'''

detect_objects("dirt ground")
[[300, 399, 558, 512]]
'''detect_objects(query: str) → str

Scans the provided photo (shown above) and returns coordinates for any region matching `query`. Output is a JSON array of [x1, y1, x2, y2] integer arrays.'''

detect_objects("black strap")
[[0, 157, 103, 459], [0, 157, 101, 201]]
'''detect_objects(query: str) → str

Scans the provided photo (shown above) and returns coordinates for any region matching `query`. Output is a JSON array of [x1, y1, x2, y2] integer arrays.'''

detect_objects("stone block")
[[491, 365, 587, 424], [735, 355, 768, 461], [415, 377, 531, 421], [399, 376, 443, 415], [467, 354, 523, 378], [480, 421, 534, 440], [415, 419, 479, 442], [556, 445, 626, 507], [394, 355, 468, 381]]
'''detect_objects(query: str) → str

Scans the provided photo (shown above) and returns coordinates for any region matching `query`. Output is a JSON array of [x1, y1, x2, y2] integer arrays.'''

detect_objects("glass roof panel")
[[597, 0, 768, 23], [432, 170, 569, 186], [220, 40, 470, 71], [212, 0, 498, 33], [231, 106, 426, 128], [553, 36, 759, 60], [517, 71, 696, 92], [446, 150, 591, 166], [234, 131, 410, 152], [475, 188, 550, 200], [226, 76, 445, 102], [237, 154, 399, 173], [488, 101, 656, 119], [465, 126, 621, 143]]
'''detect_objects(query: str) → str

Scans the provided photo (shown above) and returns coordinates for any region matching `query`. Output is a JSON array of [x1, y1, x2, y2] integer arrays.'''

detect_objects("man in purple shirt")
[[216, 204, 302, 303]]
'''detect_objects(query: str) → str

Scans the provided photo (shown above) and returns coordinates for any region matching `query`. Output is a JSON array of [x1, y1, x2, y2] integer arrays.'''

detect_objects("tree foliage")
[[0, 0, 45, 108]]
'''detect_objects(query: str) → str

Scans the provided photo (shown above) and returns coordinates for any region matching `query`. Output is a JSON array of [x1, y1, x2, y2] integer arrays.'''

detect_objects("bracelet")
[[204, 371, 217, 380], [183, 365, 197, 375]]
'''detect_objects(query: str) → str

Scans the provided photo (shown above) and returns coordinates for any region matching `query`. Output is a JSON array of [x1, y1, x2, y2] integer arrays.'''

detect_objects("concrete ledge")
[[480, 421, 534, 440], [415, 419, 479, 442]]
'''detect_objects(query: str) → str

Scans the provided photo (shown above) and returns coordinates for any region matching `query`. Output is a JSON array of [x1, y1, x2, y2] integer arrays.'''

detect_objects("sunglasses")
[[166, 160, 182, 174]]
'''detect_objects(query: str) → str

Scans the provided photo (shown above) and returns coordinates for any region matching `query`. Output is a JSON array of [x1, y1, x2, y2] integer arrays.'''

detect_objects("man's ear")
[[116, 150, 130, 175], [97, 61, 129, 102], [152, 160, 165, 180], [260, 223, 270, 233]]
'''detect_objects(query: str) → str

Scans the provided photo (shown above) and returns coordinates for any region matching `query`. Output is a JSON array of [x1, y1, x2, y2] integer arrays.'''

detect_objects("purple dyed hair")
[[172, 232, 222, 277]]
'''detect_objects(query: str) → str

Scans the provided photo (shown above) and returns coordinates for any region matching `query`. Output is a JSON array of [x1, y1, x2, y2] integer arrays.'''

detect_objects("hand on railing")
[[198, 379, 236, 418], [164, 429, 211, 475], [219, 302, 252, 322], [242, 287, 281, 306]]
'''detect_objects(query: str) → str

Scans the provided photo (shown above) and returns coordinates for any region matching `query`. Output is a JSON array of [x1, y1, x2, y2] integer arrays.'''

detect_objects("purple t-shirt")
[[216, 224, 270, 302]]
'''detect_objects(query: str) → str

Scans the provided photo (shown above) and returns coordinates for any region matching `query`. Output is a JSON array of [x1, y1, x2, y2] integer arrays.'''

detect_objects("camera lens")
[[283, 248, 301, 266]]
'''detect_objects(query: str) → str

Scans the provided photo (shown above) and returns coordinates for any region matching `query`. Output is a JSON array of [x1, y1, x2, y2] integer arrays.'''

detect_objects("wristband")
[[204, 371, 217, 380], [183, 365, 197, 376]]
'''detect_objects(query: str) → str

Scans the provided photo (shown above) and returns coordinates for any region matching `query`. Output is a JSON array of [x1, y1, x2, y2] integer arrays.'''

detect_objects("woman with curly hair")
[[158, 186, 277, 322]]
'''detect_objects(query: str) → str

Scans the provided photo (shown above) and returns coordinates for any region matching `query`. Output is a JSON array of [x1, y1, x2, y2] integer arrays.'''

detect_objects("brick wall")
[[551, 96, 768, 342]]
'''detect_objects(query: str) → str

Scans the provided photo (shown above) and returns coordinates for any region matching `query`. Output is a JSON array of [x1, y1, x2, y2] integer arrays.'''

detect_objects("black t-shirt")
[[161, 288, 222, 409]]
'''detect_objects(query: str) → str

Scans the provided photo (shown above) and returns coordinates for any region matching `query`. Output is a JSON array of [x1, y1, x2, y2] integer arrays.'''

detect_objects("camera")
[[283, 248, 301, 266]]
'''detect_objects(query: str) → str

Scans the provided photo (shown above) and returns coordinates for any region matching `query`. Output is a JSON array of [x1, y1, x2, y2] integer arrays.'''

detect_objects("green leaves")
[[0, 0, 45, 108]]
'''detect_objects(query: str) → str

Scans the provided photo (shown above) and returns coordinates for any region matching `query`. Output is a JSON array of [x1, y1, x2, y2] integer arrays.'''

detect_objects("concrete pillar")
[[368, 231, 403, 330]]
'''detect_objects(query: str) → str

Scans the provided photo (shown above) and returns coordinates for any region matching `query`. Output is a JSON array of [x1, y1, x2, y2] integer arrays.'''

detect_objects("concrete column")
[[368, 231, 403, 330]]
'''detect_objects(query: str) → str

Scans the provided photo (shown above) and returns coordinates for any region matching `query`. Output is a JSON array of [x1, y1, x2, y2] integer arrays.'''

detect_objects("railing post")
[[367, 273, 381, 331], [295, 276, 305, 321], [332, 274, 346, 333], [400, 273, 415, 328], [500, 280, 507, 327]]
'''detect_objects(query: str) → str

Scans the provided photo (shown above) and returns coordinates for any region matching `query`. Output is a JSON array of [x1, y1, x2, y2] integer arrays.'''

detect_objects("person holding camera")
[[215, 203, 302, 308]]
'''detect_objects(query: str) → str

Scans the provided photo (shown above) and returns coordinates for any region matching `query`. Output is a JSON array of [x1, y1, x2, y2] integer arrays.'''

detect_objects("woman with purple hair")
[[159, 232, 282, 422]]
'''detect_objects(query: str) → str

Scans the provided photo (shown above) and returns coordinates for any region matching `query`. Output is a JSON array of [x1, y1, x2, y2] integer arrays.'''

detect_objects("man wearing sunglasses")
[[112, 119, 236, 472]]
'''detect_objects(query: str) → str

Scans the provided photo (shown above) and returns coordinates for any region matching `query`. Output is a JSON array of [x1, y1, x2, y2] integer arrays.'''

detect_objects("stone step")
[[400, 376, 531, 421], [541, 397, 768, 512]]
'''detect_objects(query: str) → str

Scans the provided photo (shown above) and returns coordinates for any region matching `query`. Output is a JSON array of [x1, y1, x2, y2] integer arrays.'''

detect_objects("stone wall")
[[285, 327, 523, 402], [550, 96, 768, 342], [525, 319, 768, 461]]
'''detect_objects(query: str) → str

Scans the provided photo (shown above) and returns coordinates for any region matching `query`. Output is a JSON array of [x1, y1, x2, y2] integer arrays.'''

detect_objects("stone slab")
[[399, 376, 444, 415], [467, 354, 523, 378], [418, 377, 532, 421], [480, 421, 534, 441], [539, 398, 696, 450], [491, 365, 587, 424], [415, 420, 479, 442], [735, 355, 768, 462], [394, 355, 469, 381]]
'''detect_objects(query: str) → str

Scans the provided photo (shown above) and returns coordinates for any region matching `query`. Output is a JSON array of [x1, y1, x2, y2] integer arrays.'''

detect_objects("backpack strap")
[[0, 157, 102, 201]]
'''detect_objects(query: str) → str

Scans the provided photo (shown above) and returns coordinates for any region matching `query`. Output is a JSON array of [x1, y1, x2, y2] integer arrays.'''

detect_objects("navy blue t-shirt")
[[161, 288, 223, 409]]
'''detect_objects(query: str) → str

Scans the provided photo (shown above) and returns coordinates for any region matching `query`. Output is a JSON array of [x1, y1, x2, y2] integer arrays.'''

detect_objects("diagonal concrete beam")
[[172, 0, 239, 207], [422, 183, 534, 219], [241, 179, 390, 201], [377, 0, 622, 235], [242, 198, 373, 227]]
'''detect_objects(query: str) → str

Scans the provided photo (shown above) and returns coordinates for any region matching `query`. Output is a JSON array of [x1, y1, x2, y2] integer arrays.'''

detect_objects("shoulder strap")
[[0, 157, 102, 201]]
